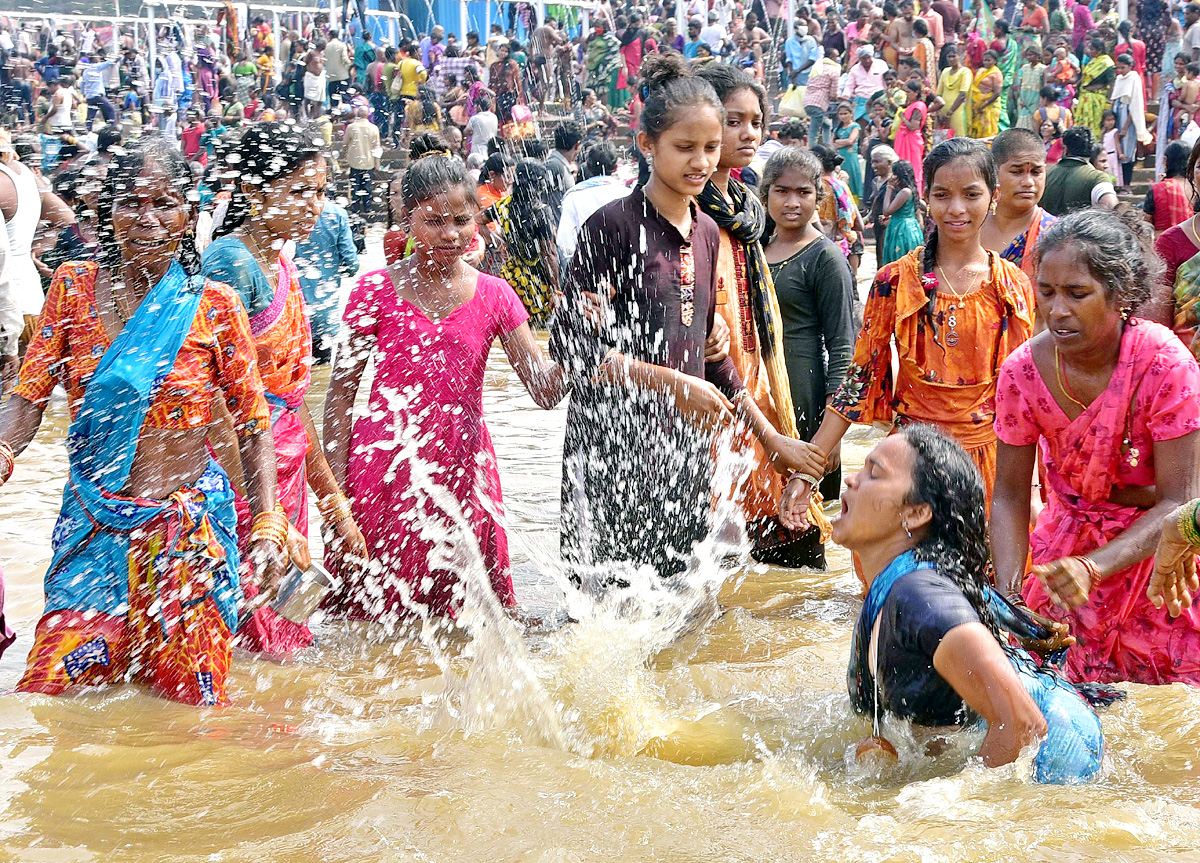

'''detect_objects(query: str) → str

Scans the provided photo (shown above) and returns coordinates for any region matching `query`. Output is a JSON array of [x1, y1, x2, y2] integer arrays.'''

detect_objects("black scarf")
[[697, 176, 780, 361]]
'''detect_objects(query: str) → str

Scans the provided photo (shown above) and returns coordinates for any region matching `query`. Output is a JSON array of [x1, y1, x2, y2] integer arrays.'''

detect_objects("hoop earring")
[[902, 518, 912, 539]]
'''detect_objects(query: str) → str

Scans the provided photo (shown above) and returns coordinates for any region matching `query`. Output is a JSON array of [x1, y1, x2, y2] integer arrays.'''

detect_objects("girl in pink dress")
[[323, 155, 570, 619], [991, 209, 1200, 686]]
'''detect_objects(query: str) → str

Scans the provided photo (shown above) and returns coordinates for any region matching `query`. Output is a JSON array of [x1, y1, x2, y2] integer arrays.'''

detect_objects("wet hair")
[[912, 18, 928, 37], [810, 143, 843, 173], [554, 120, 584, 152], [1034, 207, 1160, 312], [506, 159, 559, 278], [1061, 125, 1094, 158], [1165, 140, 1191, 180], [1116, 53, 1134, 67], [409, 131, 450, 160], [991, 127, 1044, 166], [899, 424, 1001, 640], [779, 118, 807, 141], [214, 120, 323, 237], [581, 141, 617, 179], [483, 152, 513, 179], [1039, 85, 1059, 102], [696, 62, 769, 123], [95, 138, 200, 275], [760, 145, 823, 204], [96, 125, 123, 153], [400, 151, 478, 209], [1190, 62, 1200, 76], [637, 52, 722, 141], [417, 84, 438, 123]]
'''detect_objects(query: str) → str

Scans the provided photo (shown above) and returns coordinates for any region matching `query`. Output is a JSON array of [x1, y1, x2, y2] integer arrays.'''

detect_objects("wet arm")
[[500, 322, 570, 408], [933, 623, 1047, 768], [323, 330, 371, 489], [991, 441, 1037, 596], [0, 395, 46, 457], [299, 399, 344, 502]]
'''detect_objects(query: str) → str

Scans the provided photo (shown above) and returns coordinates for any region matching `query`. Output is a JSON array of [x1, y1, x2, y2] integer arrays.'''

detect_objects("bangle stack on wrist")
[[787, 471, 820, 488], [250, 504, 290, 551], [0, 441, 13, 488], [1179, 499, 1200, 549], [1076, 556, 1102, 587], [318, 493, 355, 530]]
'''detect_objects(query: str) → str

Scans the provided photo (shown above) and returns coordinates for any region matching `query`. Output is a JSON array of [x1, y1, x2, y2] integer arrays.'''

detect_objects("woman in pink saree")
[[893, 81, 928, 195], [991, 209, 1200, 686]]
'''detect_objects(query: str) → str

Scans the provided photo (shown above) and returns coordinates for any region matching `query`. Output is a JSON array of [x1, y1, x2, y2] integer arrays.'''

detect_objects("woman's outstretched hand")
[[779, 475, 814, 531], [1031, 557, 1094, 609], [671, 372, 734, 426], [767, 435, 827, 480], [1148, 506, 1200, 617]]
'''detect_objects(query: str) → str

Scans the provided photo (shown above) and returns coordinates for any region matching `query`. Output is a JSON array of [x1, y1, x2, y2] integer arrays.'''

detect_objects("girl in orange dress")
[[203, 122, 367, 654], [786, 138, 1036, 524]]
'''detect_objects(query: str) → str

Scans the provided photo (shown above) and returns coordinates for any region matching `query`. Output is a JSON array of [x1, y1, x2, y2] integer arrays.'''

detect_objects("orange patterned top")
[[15, 262, 271, 434]]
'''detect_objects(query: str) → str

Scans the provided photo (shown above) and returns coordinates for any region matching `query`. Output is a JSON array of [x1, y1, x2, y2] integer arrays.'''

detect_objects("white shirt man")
[[700, 13, 725, 51]]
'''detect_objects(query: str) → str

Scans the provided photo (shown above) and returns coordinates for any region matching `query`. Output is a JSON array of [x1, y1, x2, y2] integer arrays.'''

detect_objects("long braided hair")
[[900, 424, 1002, 640]]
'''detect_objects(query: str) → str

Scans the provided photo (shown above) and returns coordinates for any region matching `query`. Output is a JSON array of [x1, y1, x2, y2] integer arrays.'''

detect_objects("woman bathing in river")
[[783, 424, 1103, 783], [0, 140, 285, 706], [551, 53, 825, 580], [991, 208, 1200, 685]]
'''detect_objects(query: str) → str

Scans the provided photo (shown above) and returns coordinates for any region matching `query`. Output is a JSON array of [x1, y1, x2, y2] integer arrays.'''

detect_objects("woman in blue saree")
[[0, 140, 286, 706]]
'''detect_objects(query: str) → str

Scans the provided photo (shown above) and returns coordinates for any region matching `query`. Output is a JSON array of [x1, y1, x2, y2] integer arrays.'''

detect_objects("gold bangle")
[[250, 507, 290, 550], [0, 440, 13, 487], [318, 493, 354, 527]]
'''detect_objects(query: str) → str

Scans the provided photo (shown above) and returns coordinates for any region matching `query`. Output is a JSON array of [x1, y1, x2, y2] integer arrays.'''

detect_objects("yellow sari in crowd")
[[1076, 54, 1116, 138], [969, 66, 1004, 138], [936, 64, 973, 137]]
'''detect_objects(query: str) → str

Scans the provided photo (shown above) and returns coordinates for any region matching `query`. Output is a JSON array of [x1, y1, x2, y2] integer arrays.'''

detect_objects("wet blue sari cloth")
[[43, 261, 241, 638], [849, 551, 1104, 785]]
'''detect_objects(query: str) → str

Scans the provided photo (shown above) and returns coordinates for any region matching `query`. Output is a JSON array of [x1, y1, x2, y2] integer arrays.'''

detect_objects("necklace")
[[935, 261, 985, 347], [1054, 345, 1090, 412]]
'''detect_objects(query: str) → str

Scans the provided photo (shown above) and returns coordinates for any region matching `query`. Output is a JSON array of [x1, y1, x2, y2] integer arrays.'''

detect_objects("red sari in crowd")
[[995, 321, 1200, 684]]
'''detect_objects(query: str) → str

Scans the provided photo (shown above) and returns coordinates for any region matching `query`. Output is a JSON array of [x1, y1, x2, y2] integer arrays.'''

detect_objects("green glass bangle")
[[1178, 499, 1200, 549]]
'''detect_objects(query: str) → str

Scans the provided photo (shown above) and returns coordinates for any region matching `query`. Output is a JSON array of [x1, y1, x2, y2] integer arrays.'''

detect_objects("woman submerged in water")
[[782, 425, 1104, 784]]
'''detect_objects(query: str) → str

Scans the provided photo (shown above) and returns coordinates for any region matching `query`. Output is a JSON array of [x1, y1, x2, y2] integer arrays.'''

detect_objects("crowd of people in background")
[[1, 0, 1200, 786]]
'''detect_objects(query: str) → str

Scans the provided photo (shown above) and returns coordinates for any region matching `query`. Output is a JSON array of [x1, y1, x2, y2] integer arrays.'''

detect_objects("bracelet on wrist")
[[787, 471, 820, 488], [0, 440, 14, 488], [250, 505, 290, 551], [317, 493, 354, 528], [1076, 555, 1103, 587], [1178, 498, 1200, 549]]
